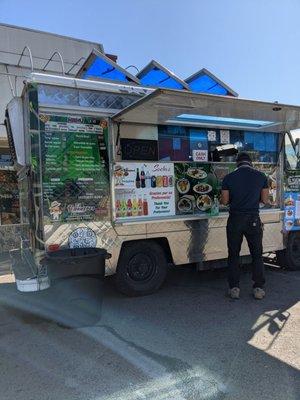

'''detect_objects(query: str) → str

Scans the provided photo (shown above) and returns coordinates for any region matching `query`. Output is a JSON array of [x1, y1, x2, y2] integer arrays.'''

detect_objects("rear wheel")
[[116, 241, 168, 296], [276, 232, 300, 270]]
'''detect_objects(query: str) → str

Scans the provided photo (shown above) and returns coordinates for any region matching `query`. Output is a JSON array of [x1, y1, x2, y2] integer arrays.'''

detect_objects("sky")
[[0, 0, 300, 104]]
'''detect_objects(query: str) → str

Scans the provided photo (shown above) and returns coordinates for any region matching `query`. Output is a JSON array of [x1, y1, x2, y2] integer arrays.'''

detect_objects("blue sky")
[[1, 0, 299, 104]]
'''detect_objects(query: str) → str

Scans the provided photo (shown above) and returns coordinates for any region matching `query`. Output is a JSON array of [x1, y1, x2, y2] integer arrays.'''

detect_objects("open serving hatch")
[[112, 88, 300, 133]]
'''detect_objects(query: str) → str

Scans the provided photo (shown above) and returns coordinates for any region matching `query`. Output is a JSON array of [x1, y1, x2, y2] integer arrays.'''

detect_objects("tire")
[[116, 240, 168, 296], [277, 232, 300, 270]]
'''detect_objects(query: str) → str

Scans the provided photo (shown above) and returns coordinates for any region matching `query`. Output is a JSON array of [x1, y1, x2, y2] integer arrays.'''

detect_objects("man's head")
[[236, 152, 252, 167]]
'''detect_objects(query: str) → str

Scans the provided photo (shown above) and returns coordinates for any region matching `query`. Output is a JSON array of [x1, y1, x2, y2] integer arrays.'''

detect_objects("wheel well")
[[119, 238, 173, 265]]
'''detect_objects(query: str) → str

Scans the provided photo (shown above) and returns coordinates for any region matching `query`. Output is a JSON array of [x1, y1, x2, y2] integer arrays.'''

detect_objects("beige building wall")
[[0, 23, 104, 140]]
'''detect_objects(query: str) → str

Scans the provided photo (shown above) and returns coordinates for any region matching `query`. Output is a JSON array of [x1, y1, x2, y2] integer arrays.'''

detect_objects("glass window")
[[158, 126, 190, 161], [158, 125, 279, 164]]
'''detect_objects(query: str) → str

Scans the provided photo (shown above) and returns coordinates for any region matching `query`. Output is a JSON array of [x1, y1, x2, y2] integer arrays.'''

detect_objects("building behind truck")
[[0, 23, 109, 248]]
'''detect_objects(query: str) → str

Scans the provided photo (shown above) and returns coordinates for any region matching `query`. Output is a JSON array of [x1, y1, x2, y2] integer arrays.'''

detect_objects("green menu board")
[[41, 115, 109, 223]]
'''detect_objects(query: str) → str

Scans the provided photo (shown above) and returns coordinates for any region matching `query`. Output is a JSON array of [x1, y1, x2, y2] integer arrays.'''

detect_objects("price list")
[[41, 115, 109, 222]]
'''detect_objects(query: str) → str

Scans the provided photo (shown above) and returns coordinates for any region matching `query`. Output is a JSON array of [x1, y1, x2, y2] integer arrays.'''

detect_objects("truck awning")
[[112, 88, 300, 132]]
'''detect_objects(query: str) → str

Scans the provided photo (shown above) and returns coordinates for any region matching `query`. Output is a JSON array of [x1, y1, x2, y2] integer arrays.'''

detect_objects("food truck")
[[5, 71, 300, 295]]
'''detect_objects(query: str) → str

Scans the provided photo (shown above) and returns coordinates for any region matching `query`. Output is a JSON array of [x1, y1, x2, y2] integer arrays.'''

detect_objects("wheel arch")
[[118, 237, 173, 266]]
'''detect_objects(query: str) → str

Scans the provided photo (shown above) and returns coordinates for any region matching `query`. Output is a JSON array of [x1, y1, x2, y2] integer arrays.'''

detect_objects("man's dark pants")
[[226, 213, 265, 289]]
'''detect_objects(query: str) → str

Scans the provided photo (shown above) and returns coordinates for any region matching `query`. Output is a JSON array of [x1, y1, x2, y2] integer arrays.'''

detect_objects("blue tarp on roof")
[[139, 67, 184, 89], [137, 60, 189, 90], [185, 69, 237, 96], [78, 51, 140, 84], [188, 74, 228, 95]]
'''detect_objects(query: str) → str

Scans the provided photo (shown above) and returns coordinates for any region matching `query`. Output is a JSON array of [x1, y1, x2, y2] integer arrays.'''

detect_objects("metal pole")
[[4, 65, 15, 97], [66, 57, 85, 75], [125, 65, 140, 74], [17, 46, 34, 72], [42, 51, 65, 75]]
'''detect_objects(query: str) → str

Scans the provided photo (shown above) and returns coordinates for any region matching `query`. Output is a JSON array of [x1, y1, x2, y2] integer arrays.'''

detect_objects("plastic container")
[[43, 247, 110, 280]]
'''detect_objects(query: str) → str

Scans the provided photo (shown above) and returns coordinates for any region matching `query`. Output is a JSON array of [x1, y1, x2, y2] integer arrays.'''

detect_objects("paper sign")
[[207, 130, 216, 142], [220, 130, 230, 144], [192, 150, 208, 162]]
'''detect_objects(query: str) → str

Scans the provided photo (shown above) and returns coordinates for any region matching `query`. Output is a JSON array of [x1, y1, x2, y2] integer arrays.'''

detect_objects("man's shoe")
[[228, 287, 240, 299], [253, 287, 265, 300]]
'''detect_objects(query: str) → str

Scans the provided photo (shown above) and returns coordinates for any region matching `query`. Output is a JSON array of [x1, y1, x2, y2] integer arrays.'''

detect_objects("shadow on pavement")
[[0, 262, 299, 400]]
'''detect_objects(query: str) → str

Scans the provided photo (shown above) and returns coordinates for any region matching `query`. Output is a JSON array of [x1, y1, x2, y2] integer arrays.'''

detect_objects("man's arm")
[[221, 175, 230, 205], [261, 188, 269, 204], [261, 175, 270, 204], [221, 190, 230, 205]]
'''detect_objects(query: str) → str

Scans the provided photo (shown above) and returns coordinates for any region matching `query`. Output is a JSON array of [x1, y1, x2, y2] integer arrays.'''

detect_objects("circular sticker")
[[68, 227, 97, 248]]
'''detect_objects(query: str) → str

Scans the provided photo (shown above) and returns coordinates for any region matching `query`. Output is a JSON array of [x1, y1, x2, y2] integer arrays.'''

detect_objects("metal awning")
[[112, 88, 300, 132]]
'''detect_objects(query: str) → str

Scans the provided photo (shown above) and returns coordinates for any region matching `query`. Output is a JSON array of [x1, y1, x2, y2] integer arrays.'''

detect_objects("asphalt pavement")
[[0, 255, 299, 400]]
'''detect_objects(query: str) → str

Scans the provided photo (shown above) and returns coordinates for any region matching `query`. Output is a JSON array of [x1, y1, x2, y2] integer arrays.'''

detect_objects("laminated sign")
[[192, 150, 208, 162], [114, 162, 175, 219]]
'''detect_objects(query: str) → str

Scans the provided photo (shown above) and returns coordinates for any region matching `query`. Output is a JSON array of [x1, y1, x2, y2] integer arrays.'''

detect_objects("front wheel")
[[276, 231, 300, 270], [116, 241, 168, 296]]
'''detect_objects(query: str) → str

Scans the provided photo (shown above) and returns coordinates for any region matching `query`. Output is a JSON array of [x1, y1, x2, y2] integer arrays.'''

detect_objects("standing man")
[[221, 152, 269, 300]]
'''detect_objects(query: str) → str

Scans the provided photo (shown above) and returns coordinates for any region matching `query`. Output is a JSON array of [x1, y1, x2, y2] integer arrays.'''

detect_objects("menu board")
[[114, 162, 175, 219], [41, 115, 109, 223], [284, 170, 300, 231]]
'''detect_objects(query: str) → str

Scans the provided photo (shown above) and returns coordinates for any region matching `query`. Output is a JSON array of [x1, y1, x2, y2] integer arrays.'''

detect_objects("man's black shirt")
[[222, 166, 268, 214]]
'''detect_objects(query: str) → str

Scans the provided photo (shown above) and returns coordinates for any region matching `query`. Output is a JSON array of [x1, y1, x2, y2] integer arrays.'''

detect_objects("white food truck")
[[5, 71, 300, 295]]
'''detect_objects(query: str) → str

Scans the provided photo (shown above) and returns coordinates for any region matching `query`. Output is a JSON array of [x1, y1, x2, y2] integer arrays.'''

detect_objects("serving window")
[[115, 123, 280, 222]]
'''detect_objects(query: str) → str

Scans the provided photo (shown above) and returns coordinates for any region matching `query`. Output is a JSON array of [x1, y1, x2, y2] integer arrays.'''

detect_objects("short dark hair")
[[236, 152, 252, 165]]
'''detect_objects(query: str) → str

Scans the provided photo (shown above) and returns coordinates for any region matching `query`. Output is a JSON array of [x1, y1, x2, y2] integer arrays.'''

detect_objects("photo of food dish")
[[196, 195, 212, 211], [193, 183, 212, 194], [177, 197, 193, 213], [176, 178, 190, 194], [186, 168, 207, 180], [213, 167, 229, 181], [181, 194, 196, 204], [284, 197, 295, 207], [285, 220, 294, 230]]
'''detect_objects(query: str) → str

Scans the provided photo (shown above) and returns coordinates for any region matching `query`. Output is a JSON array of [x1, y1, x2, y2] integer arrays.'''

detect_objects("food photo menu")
[[174, 163, 234, 215]]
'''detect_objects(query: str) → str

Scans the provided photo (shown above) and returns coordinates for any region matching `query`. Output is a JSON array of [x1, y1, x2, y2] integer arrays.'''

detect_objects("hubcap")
[[127, 253, 156, 282]]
